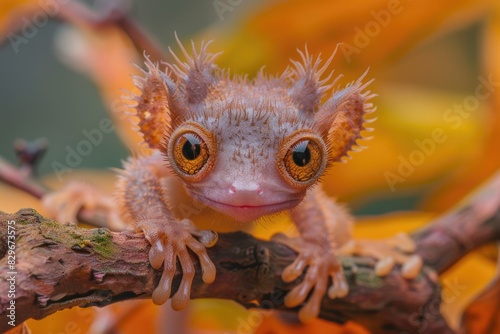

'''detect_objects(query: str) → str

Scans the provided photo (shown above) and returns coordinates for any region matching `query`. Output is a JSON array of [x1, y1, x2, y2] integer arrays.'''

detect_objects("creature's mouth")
[[190, 193, 301, 222]]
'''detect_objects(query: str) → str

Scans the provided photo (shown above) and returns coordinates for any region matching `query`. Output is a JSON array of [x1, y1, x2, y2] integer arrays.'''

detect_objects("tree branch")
[[413, 170, 500, 273], [0, 209, 449, 334], [1, 138, 499, 333]]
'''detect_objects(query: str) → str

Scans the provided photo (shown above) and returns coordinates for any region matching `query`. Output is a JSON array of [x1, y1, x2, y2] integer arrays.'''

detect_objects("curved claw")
[[391, 232, 417, 253], [401, 255, 423, 279], [340, 235, 423, 279], [294, 265, 328, 323], [375, 256, 395, 277], [171, 243, 195, 310], [186, 236, 216, 283], [327, 271, 348, 299], [280, 238, 346, 322], [151, 240, 175, 305], [197, 230, 219, 248], [282, 256, 308, 283], [285, 264, 320, 308], [149, 239, 166, 269], [139, 219, 217, 307]]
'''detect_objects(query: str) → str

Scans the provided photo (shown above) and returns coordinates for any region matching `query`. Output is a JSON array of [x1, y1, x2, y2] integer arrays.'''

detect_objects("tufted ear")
[[129, 56, 176, 149], [287, 46, 341, 117], [129, 35, 220, 149], [313, 71, 376, 163], [166, 34, 221, 105]]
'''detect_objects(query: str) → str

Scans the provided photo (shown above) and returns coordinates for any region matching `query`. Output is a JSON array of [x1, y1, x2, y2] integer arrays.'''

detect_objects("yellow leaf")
[[205, 0, 492, 77], [424, 1, 500, 211]]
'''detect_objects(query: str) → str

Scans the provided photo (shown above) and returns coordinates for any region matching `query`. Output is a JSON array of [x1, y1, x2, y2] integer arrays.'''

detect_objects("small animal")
[[43, 35, 421, 322]]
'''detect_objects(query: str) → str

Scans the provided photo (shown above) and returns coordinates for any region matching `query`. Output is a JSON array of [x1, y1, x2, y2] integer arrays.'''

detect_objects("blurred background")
[[1, 0, 499, 333]]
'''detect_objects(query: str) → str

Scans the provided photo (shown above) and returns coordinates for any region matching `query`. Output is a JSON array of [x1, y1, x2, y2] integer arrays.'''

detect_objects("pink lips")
[[192, 193, 300, 221]]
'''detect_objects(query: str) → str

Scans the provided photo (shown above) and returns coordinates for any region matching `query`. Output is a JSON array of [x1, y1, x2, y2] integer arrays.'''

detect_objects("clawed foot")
[[272, 233, 348, 323], [339, 232, 423, 279], [42, 181, 126, 230], [138, 218, 218, 310]]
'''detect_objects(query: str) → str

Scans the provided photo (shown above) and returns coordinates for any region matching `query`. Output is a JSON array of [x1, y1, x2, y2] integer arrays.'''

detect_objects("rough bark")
[[1, 170, 499, 334]]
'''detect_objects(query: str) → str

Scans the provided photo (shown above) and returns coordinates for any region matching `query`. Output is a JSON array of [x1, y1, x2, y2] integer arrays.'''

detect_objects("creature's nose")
[[229, 180, 263, 195]]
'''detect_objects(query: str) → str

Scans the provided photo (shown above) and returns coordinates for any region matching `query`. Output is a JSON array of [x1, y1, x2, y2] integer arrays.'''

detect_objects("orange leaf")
[[461, 272, 500, 333]]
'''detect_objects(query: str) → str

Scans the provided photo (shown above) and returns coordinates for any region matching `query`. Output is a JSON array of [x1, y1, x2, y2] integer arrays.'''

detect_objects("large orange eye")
[[173, 132, 210, 175], [281, 136, 324, 184]]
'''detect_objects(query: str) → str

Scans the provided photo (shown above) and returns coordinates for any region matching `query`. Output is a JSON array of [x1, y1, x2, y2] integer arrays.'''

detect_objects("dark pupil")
[[182, 135, 201, 160], [292, 141, 311, 167]]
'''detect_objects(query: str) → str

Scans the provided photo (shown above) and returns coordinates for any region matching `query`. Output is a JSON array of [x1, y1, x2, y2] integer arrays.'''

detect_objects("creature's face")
[[132, 37, 373, 222], [167, 83, 327, 221]]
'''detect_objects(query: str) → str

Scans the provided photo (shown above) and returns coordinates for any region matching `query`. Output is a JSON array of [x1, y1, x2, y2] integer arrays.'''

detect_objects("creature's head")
[[131, 36, 375, 222]]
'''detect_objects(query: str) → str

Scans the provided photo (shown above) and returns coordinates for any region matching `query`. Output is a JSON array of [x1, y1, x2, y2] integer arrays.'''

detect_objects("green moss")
[[1, 210, 116, 259], [89, 228, 115, 258], [43, 219, 60, 228], [33, 212, 115, 258], [38, 219, 95, 254], [40, 220, 79, 243], [69, 230, 85, 242], [354, 270, 383, 288]]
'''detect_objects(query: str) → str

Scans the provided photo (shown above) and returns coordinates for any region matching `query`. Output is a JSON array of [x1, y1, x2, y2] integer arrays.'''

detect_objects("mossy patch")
[[89, 228, 115, 258], [354, 269, 383, 288], [40, 220, 83, 245], [38, 218, 115, 258]]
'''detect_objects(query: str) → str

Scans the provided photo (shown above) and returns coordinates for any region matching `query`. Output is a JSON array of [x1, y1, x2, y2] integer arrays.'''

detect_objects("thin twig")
[[0, 154, 108, 228], [56, 0, 166, 63]]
